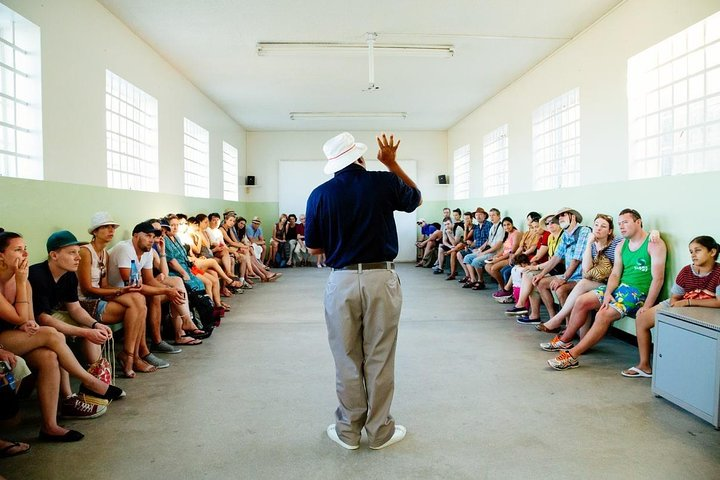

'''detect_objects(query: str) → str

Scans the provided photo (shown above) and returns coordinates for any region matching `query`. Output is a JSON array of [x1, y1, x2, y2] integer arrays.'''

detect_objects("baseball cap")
[[46, 230, 88, 253]]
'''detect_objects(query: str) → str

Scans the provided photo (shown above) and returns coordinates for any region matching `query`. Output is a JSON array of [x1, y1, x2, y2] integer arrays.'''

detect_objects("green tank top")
[[620, 234, 652, 295]]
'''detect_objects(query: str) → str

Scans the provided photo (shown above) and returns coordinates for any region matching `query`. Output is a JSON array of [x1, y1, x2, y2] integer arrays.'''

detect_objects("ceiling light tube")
[[289, 112, 407, 120], [258, 42, 454, 58]]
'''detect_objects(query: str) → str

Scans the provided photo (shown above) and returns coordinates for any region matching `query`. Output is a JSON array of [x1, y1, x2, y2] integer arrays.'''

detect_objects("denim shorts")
[[594, 283, 647, 318]]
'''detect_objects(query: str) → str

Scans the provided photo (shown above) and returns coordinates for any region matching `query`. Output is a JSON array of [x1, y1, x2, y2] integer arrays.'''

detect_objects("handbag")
[[87, 337, 114, 385], [584, 251, 613, 283]]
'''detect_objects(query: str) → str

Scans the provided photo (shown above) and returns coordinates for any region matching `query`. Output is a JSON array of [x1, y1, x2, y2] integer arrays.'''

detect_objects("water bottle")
[[129, 259, 140, 287], [0, 361, 16, 391]]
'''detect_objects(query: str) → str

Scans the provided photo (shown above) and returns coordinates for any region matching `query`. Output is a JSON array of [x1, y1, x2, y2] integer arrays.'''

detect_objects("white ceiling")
[[98, 0, 624, 131]]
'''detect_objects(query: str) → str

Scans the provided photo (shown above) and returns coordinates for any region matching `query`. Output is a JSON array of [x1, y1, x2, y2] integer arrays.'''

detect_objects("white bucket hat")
[[322, 132, 367, 175], [88, 211, 119, 234]]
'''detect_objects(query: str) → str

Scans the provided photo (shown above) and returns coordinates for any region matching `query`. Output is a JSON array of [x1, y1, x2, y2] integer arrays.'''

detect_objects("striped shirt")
[[671, 263, 720, 299], [591, 236, 623, 265]]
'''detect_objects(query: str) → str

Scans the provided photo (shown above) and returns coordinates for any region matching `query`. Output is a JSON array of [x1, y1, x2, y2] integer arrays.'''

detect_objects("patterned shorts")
[[594, 283, 647, 318]]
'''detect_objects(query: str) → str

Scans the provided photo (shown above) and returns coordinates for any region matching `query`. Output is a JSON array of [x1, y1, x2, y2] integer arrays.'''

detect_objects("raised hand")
[[376, 133, 400, 167]]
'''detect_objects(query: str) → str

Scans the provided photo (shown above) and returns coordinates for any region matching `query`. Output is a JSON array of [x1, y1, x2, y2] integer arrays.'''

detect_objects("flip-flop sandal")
[[220, 302, 231, 311], [0, 441, 31, 458], [173, 336, 202, 346], [621, 367, 652, 378], [184, 329, 211, 340]]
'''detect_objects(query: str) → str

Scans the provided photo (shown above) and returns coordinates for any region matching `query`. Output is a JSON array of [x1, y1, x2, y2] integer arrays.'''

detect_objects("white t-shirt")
[[206, 227, 224, 246], [107, 239, 154, 287]]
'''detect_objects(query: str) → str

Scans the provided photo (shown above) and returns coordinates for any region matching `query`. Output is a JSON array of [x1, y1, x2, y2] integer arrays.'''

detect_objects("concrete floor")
[[2, 264, 719, 479]]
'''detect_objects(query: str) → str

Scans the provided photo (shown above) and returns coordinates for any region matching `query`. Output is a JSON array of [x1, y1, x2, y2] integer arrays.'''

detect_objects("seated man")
[[28, 230, 126, 404], [545, 209, 667, 370], [461, 208, 504, 290], [456, 208, 491, 280], [246, 216, 267, 263], [107, 221, 186, 368], [530, 207, 590, 320]]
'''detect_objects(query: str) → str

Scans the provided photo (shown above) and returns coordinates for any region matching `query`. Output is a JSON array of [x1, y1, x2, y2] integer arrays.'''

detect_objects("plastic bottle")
[[129, 259, 140, 287], [0, 361, 16, 391]]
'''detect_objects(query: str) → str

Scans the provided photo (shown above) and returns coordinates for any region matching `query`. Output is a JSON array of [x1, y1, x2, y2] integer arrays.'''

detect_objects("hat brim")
[[50, 240, 89, 252], [323, 142, 368, 175], [88, 222, 120, 235]]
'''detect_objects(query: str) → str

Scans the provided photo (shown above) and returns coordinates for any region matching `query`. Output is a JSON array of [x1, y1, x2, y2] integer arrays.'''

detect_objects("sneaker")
[[548, 351, 579, 370], [151, 341, 182, 354], [77, 393, 109, 407], [540, 335, 574, 352], [433, 268, 444, 275], [60, 394, 107, 419], [143, 353, 170, 369], [516, 315, 541, 325], [492, 289, 512, 300], [370, 425, 407, 450], [326, 424, 359, 450], [505, 306, 528, 316]]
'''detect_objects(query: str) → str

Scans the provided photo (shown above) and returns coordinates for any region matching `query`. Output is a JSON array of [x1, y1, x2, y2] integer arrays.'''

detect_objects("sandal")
[[220, 302, 231, 311], [536, 323, 560, 333], [117, 350, 136, 378], [173, 335, 203, 346], [184, 328, 211, 340], [133, 358, 158, 373], [0, 440, 31, 458]]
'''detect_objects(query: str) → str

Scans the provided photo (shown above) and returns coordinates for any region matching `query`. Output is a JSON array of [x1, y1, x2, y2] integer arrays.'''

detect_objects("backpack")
[[187, 290, 218, 335]]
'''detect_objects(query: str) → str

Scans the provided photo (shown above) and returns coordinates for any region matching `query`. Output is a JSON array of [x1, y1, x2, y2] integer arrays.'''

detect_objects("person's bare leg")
[[625, 305, 658, 374], [537, 277, 558, 317], [100, 294, 144, 377], [568, 308, 620, 358], [543, 280, 597, 330], [23, 348, 70, 436], [559, 292, 601, 343], [515, 273, 535, 307], [556, 282, 576, 306]]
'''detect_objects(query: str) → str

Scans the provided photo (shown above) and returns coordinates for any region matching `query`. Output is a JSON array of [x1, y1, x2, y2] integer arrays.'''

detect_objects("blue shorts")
[[470, 253, 494, 270], [594, 284, 647, 318], [95, 300, 108, 321]]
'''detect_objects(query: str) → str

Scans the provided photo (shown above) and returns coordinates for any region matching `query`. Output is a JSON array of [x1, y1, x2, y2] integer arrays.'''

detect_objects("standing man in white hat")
[[306, 132, 422, 450]]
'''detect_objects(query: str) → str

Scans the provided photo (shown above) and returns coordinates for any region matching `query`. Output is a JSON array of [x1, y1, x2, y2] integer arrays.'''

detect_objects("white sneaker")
[[326, 424, 359, 450], [370, 425, 406, 450]]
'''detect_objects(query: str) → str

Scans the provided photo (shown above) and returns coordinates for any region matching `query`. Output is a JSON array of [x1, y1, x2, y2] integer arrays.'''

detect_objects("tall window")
[[483, 124, 509, 197], [628, 11, 720, 179], [183, 118, 209, 198], [105, 70, 158, 191], [532, 88, 580, 190], [453, 144, 470, 200], [222, 141, 238, 201], [0, 5, 42, 180]]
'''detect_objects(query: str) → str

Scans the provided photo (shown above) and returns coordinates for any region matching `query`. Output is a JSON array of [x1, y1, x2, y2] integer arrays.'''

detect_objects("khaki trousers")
[[324, 268, 402, 447]]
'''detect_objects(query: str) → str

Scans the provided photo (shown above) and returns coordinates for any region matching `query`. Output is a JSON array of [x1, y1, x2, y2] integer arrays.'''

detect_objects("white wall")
[[3, 0, 246, 198], [448, 0, 719, 193], [246, 131, 446, 203]]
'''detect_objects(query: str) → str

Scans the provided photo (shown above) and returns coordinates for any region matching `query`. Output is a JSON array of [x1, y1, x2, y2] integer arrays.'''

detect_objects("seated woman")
[[77, 212, 152, 377], [188, 216, 242, 301], [494, 212, 541, 299], [417, 225, 442, 267], [505, 214, 562, 321], [269, 214, 288, 267], [223, 216, 279, 282], [535, 213, 621, 332], [622, 235, 720, 378], [164, 215, 228, 316], [152, 220, 206, 343], [484, 217, 522, 287], [0, 231, 124, 442], [446, 212, 473, 281]]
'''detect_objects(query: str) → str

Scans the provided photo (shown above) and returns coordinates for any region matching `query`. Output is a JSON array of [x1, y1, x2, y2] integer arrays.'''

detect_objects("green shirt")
[[619, 234, 652, 295]]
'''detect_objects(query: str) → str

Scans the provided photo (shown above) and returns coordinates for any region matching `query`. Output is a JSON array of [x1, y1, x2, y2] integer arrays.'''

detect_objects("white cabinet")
[[652, 307, 720, 429]]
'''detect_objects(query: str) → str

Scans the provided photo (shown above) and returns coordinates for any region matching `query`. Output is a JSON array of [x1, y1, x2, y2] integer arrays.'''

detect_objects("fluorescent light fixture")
[[258, 42, 454, 58], [290, 112, 407, 120]]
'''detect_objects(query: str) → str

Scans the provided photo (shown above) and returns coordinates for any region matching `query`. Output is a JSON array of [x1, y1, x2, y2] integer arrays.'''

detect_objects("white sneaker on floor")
[[370, 425, 407, 450], [326, 424, 359, 450]]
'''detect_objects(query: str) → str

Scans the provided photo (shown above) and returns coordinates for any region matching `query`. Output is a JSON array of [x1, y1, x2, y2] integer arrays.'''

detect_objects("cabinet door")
[[655, 320, 717, 416]]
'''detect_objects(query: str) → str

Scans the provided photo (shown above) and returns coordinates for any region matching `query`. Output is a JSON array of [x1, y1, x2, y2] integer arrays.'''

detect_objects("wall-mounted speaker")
[[246, 175, 256, 186], [438, 174, 448, 184]]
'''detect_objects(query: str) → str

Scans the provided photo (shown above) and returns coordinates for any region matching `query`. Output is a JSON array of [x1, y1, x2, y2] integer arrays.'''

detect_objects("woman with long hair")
[[77, 212, 152, 377]]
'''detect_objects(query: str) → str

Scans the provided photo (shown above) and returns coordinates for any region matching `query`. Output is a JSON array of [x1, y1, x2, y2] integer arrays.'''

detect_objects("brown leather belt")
[[332, 262, 395, 272]]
